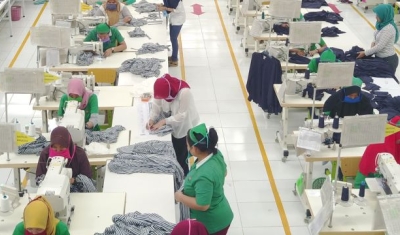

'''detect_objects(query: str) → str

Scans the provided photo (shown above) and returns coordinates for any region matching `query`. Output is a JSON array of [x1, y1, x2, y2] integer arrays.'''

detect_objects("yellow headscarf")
[[23, 196, 59, 235]]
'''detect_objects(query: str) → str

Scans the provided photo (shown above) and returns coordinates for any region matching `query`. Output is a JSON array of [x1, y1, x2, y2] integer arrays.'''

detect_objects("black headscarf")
[[323, 86, 373, 118]]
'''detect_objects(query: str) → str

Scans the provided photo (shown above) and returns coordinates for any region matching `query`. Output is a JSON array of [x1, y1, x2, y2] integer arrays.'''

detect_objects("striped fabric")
[[18, 135, 50, 155], [85, 125, 126, 145]]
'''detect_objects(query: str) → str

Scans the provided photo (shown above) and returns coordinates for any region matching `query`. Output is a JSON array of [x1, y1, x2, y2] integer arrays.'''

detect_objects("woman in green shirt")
[[58, 78, 100, 131], [175, 123, 233, 235], [13, 196, 70, 235]]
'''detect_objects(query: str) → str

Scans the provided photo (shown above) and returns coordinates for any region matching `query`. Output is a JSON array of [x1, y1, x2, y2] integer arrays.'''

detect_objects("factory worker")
[[94, 0, 133, 26], [157, 0, 186, 67], [84, 23, 127, 57], [354, 116, 400, 188], [148, 74, 199, 176], [323, 85, 373, 118], [175, 123, 233, 235], [36, 126, 92, 186], [357, 4, 399, 73], [58, 79, 100, 131], [171, 219, 209, 235], [307, 48, 337, 73], [13, 196, 70, 235]]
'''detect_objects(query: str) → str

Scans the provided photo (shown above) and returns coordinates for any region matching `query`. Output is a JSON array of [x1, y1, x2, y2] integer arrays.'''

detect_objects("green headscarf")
[[96, 23, 110, 34], [189, 123, 208, 147], [373, 4, 399, 43]]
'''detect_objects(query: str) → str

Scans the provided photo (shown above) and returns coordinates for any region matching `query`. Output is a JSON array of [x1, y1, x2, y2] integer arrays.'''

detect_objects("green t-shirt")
[[13, 221, 70, 235], [84, 27, 125, 51], [310, 38, 326, 51], [183, 151, 234, 234], [58, 94, 100, 131]]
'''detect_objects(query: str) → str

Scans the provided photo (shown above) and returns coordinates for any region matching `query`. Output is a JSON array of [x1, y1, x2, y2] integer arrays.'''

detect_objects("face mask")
[[106, 3, 117, 11], [98, 35, 110, 43], [343, 95, 361, 103], [49, 147, 72, 159], [25, 230, 47, 235], [68, 96, 82, 103]]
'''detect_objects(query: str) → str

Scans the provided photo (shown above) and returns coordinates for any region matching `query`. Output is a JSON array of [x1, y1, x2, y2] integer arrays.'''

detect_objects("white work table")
[[103, 163, 176, 223], [0, 192, 126, 235], [33, 86, 135, 132], [305, 189, 385, 234]]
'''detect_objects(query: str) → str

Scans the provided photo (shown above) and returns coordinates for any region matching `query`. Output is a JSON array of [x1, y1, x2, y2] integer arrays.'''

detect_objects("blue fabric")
[[169, 24, 182, 61], [246, 52, 283, 114], [343, 46, 372, 61], [321, 26, 346, 37], [301, 0, 328, 8], [303, 11, 343, 24], [354, 58, 396, 80], [363, 83, 381, 91], [289, 53, 311, 64], [273, 24, 289, 35]]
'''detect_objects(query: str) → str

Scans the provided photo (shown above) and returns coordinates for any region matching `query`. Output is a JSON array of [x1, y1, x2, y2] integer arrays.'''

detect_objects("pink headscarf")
[[67, 79, 92, 109], [171, 220, 209, 235]]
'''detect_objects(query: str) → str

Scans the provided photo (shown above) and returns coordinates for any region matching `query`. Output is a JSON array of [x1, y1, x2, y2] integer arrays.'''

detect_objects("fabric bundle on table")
[[94, 211, 175, 235], [85, 125, 126, 145], [119, 58, 165, 78], [132, 0, 157, 13], [114, 18, 148, 27], [302, 0, 328, 8], [18, 135, 50, 155], [147, 13, 159, 20], [137, 43, 170, 55], [303, 11, 343, 24], [321, 26, 345, 37], [70, 174, 97, 193], [76, 51, 95, 66], [128, 27, 146, 37]]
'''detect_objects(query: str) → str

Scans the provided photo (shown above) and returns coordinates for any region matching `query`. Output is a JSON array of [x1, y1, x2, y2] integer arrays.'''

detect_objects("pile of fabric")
[[302, 0, 328, 8], [132, 0, 157, 13], [137, 43, 170, 55], [76, 51, 95, 66], [94, 211, 175, 235], [70, 174, 97, 193], [304, 11, 343, 24], [149, 112, 173, 136], [111, 140, 183, 190], [119, 58, 165, 78], [321, 26, 345, 37], [114, 18, 148, 27], [18, 135, 49, 155], [128, 27, 147, 37], [85, 125, 126, 145]]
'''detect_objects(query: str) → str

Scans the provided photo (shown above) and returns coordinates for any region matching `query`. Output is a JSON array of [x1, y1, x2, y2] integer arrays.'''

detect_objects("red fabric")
[[153, 74, 189, 102], [171, 220, 209, 235], [359, 116, 400, 175], [210, 225, 230, 235], [328, 3, 341, 14]]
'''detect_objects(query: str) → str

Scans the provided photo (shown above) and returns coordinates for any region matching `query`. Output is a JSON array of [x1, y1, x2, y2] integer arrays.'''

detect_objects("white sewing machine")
[[47, 72, 95, 102], [58, 100, 86, 147], [76, 16, 106, 31], [375, 153, 400, 195], [36, 157, 74, 225]]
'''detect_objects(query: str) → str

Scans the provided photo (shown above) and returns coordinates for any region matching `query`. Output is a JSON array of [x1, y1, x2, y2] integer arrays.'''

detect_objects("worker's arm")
[[83, 30, 97, 42], [36, 148, 49, 178], [58, 94, 68, 117], [165, 89, 193, 127], [76, 148, 92, 178], [12, 222, 25, 235], [121, 5, 133, 22], [87, 94, 99, 128], [114, 29, 127, 52], [94, 5, 105, 16], [161, 0, 181, 11], [175, 177, 212, 211]]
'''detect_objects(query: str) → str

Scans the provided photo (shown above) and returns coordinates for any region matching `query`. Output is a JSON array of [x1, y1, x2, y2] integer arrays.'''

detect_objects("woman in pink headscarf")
[[171, 220, 209, 235], [58, 79, 100, 131]]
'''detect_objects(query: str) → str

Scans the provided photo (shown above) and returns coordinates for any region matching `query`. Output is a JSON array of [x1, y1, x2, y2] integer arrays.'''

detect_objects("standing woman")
[[175, 123, 233, 235], [13, 196, 70, 235], [157, 0, 185, 67], [58, 79, 100, 131], [148, 74, 199, 176], [357, 4, 399, 73]]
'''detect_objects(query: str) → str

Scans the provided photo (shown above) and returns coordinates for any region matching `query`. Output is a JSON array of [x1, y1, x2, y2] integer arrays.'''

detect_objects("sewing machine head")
[[58, 101, 86, 147], [76, 16, 106, 32], [376, 153, 400, 194], [36, 156, 73, 224]]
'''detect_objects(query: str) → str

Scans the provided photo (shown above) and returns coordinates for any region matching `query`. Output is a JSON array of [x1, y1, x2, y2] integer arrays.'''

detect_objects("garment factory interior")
[[0, 0, 400, 234]]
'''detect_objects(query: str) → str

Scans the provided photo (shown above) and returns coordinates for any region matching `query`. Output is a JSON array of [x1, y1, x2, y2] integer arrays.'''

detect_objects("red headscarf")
[[153, 74, 190, 102], [170, 219, 209, 235], [359, 116, 400, 175]]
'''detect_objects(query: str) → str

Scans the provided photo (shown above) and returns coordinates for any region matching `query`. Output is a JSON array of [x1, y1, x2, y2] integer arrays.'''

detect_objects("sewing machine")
[[58, 100, 86, 147], [76, 15, 106, 31], [375, 153, 400, 195], [36, 157, 74, 225], [47, 72, 95, 102]]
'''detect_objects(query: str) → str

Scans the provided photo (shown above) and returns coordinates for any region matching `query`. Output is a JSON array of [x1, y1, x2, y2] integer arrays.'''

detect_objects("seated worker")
[[307, 48, 338, 73], [323, 85, 373, 118], [94, 0, 133, 26], [13, 196, 70, 235], [84, 23, 127, 57], [354, 116, 400, 188], [36, 126, 92, 188], [58, 78, 99, 131]]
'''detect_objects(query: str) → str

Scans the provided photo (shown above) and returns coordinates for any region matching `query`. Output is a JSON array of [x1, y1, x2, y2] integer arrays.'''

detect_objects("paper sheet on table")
[[308, 198, 334, 235], [296, 128, 322, 152]]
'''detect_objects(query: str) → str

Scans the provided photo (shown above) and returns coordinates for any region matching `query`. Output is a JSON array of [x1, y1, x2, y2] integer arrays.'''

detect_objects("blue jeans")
[[169, 24, 183, 61]]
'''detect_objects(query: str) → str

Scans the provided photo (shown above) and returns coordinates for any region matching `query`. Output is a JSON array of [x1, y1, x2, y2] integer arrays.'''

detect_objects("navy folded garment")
[[304, 11, 343, 24], [302, 0, 328, 8], [289, 53, 310, 64], [273, 24, 289, 35], [354, 58, 396, 81], [321, 26, 345, 37], [363, 83, 381, 91], [357, 75, 373, 84], [329, 47, 345, 61]]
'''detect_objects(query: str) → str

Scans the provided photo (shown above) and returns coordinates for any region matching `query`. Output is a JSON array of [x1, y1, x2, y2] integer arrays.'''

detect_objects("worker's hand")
[[157, 4, 165, 11], [356, 51, 365, 59], [371, 42, 375, 48], [309, 49, 319, 56], [104, 48, 113, 57], [86, 121, 94, 129], [123, 16, 131, 23], [146, 120, 155, 130], [70, 178, 75, 184], [296, 50, 305, 57], [151, 119, 166, 130], [174, 191, 184, 202]]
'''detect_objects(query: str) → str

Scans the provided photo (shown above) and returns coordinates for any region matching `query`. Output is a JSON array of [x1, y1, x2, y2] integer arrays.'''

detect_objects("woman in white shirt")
[[157, 0, 186, 67], [148, 74, 200, 175], [357, 4, 399, 73]]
